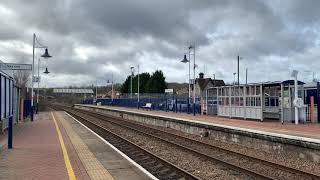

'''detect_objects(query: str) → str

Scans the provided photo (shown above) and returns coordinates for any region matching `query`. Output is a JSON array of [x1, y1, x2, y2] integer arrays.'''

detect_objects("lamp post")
[[111, 73, 114, 102], [245, 68, 248, 85], [36, 60, 51, 113], [233, 72, 236, 85], [130, 67, 134, 99], [107, 74, 114, 102], [191, 45, 196, 116], [291, 70, 299, 125], [95, 80, 98, 102], [137, 64, 140, 108], [187, 45, 196, 116], [32, 33, 52, 118], [181, 54, 190, 113], [304, 70, 316, 82], [237, 55, 243, 85], [181, 44, 196, 115]]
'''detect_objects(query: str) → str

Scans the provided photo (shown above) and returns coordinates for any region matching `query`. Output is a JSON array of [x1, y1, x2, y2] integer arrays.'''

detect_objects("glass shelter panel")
[[256, 86, 261, 95]]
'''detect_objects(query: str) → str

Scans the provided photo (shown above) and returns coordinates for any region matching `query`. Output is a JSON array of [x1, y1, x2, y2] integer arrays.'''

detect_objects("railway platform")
[[75, 104, 320, 168], [0, 111, 153, 180], [80, 105, 320, 140]]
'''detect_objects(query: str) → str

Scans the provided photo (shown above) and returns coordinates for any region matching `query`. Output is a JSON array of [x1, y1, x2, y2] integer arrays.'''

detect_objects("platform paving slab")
[[0, 112, 90, 180], [55, 111, 153, 180], [0, 120, 25, 155]]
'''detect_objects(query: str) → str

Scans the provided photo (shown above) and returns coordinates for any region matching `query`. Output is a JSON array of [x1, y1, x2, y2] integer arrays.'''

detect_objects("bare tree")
[[13, 70, 31, 99], [13, 70, 31, 88]]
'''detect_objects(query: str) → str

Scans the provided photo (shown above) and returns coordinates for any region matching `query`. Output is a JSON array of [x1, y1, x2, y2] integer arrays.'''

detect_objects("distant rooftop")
[[53, 88, 94, 94]]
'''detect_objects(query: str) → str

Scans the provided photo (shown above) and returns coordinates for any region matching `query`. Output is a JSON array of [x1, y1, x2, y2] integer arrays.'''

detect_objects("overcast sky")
[[1, 0, 320, 87]]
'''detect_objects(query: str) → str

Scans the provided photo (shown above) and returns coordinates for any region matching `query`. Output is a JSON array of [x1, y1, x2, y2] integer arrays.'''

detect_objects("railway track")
[[51, 104, 320, 180]]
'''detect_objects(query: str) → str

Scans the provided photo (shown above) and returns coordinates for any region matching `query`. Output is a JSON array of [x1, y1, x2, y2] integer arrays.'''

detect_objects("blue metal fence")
[[82, 97, 201, 114]]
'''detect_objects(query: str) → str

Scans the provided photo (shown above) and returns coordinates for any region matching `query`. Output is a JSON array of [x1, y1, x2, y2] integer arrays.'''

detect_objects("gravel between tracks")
[[95, 116, 315, 180], [77, 112, 252, 179], [145, 122, 320, 177]]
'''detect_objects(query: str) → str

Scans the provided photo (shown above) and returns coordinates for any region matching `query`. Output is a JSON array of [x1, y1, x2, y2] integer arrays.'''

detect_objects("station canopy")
[[53, 88, 94, 94]]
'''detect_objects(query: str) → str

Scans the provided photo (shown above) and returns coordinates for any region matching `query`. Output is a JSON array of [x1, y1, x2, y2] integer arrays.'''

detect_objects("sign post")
[[165, 89, 174, 112], [8, 116, 13, 149]]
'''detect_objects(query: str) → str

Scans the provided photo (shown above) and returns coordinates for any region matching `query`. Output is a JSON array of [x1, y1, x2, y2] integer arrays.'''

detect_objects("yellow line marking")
[[51, 112, 76, 180], [60, 112, 115, 180]]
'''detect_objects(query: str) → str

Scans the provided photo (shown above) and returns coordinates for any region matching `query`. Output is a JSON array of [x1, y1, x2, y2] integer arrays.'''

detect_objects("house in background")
[[175, 86, 189, 96], [106, 89, 120, 99], [192, 72, 225, 114]]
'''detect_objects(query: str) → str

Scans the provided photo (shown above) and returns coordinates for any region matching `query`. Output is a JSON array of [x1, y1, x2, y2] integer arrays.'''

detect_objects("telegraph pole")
[[130, 67, 134, 98], [137, 65, 140, 108], [237, 55, 240, 85]]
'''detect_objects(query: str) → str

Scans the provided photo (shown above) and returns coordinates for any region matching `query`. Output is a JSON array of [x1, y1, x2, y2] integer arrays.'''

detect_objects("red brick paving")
[[104, 106, 320, 139], [0, 112, 90, 180]]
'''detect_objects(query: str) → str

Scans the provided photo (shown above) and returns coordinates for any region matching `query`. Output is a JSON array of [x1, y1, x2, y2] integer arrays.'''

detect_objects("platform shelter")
[[206, 80, 305, 122]]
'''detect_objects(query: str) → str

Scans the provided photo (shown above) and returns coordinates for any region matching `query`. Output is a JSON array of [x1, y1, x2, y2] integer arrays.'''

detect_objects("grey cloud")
[[284, 0, 320, 25], [0, 0, 320, 87]]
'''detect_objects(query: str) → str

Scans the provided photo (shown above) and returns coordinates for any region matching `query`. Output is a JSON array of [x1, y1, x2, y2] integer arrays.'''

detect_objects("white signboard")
[[165, 89, 174, 93], [0, 63, 32, 70], [33, 76, 41, 83]]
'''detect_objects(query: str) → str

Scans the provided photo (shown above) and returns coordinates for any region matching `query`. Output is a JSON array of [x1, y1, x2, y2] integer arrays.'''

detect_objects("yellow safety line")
[[51, 112, 76, 180]]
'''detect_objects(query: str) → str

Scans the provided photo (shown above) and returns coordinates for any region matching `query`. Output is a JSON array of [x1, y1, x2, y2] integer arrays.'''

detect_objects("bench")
[[141, 103, 152, 110]]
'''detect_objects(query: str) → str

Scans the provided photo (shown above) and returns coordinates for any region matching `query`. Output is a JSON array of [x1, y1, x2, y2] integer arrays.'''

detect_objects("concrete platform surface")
[[80, 105, 320, 140], [0, 111, 152, 180]]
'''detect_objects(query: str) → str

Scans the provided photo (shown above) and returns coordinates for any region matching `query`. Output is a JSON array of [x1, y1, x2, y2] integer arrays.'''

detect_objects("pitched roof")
[[196, 78, 225, 90], [196, 78, 212, 90], [211, 79, 225, 87]]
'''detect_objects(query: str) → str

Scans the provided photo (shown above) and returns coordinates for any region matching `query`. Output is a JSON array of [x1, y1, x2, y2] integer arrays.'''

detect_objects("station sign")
[[33, 76, 41, 83], [0, 63, 32, 70], [165, 89, 174, 93]]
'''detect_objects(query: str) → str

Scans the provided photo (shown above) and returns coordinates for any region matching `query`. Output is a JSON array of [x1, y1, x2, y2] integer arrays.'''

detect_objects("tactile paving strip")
[[55, 112, 115, 180]]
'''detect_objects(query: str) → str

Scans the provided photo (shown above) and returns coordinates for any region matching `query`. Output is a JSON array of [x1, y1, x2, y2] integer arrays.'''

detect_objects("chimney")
[[199, 72, 204, 79]]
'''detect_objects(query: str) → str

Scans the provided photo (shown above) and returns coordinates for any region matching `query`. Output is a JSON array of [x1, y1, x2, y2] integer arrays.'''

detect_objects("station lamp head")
[[43, 67, 50, 74], [181, 54, 189, 63], [130, 67, 135, 76], [41, 48, 52, 59]]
